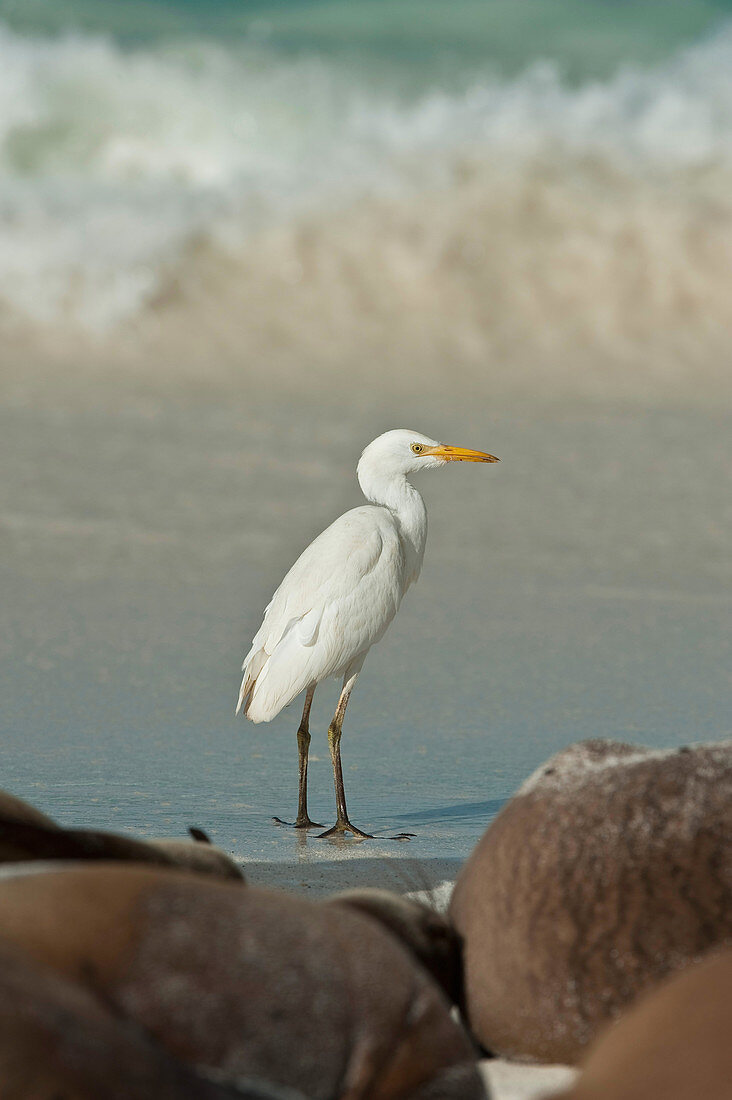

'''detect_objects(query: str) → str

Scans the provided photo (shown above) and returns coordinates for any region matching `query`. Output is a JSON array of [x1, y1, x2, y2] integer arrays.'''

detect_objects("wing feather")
[[237, 507, 404, 722]]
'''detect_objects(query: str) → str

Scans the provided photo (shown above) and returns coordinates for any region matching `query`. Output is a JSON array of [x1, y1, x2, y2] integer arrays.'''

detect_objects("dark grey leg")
[[318, 673, 372, 839], [293, 685, 322, 829]]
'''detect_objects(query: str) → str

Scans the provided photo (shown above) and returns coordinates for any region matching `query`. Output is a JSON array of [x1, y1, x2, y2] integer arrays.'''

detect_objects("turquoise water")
[[3, 0, 732, 79]]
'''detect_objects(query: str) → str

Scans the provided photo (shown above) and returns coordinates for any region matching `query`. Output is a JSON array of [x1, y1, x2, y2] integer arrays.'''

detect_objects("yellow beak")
[[427, 444, 500, 463]]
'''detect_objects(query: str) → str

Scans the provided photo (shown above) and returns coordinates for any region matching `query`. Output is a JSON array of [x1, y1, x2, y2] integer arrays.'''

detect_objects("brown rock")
[[0, 788, 243, 881], [328, 888, 464, 1008], [449, 739, 732, 1063], [0, 864, 485, 1099], [0, 788, 58, 829], [557, 948, 732, 1100], [0, 940, 300, 1099]]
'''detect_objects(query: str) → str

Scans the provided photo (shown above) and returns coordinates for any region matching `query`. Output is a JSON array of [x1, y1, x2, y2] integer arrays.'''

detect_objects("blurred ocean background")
[[1, 1, 730, 871]]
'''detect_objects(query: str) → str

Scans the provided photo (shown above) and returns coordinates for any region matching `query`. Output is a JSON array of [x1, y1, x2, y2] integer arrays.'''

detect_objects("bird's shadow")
[[271, 798, 505, 845], [387, 798, 506, 828]]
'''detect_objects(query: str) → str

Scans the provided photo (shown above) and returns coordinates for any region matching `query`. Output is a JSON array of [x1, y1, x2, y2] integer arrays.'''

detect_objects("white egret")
[[236, 429, 499, 838]]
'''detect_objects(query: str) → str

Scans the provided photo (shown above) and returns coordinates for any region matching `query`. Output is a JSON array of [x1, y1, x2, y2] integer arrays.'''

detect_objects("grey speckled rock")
[[449, 739, 732, 1064]]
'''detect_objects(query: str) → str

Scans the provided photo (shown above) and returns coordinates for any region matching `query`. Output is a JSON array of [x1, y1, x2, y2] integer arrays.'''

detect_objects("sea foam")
[[1, 20, 732, 382]]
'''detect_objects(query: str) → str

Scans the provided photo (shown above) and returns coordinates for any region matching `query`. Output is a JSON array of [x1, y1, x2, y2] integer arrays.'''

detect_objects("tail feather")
[[235, 676, 252, 717], [235, 648, 268, 716]]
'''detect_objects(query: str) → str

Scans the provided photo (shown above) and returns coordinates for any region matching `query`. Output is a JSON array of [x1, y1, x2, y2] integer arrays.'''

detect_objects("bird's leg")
[[318, 674, 373, 839], [293, 685, 323, 829]]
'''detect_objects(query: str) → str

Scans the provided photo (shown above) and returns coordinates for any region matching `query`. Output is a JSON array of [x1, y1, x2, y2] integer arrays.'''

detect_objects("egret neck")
[[357, 459, 427, 587]]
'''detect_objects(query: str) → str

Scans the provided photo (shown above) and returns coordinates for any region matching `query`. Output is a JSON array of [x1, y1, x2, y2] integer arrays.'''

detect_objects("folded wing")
[[237, 508, 405, 723]]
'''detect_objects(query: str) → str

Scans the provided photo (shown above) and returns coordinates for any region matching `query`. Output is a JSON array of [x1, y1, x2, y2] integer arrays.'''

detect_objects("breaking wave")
[[1, 19, 732, 387]]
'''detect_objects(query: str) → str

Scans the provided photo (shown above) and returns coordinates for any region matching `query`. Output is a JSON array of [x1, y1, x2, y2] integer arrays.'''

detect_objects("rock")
[[0, 789, 243, 881], [0, 864, 486, 1099], [0, 789, 58, 829], [327, 888, 464, 1008], [556, 948, 732, 1100], [144, 834, 244, 881], [0, 939, 301, 1100], [449, 739, 732, 1063]]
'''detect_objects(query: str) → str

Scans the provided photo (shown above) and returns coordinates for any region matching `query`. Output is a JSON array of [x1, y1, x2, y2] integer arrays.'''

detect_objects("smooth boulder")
[[0, 940, 302, 1100], [449, 739, 732, 1063], [328, 888, 464, 1008], [0, 789, 58, 829], [0, 788, 243, 881], [557, 948, 732, 1100], [0, 863, 485, 1099]]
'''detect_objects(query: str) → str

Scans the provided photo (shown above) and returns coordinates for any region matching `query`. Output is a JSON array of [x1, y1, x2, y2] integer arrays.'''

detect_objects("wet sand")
[[244, 855, 461, 900], [3, 372, 731, 870]]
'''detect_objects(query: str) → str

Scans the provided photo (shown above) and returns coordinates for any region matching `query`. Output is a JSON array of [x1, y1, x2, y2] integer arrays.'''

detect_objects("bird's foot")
[[317, 820, 374, 840], [294, 815, 325, 829], [272, 816, 324, 829]]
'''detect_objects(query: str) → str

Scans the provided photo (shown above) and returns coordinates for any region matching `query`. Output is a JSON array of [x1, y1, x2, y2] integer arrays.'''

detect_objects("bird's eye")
[[411, 443, 424, 454]]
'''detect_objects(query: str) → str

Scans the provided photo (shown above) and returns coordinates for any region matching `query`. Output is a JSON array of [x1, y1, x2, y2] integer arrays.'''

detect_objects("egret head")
[[358, 429, 499, 479]]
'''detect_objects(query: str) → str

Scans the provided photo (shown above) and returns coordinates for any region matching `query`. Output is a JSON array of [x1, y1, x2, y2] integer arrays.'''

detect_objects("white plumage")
[[238, 510, 398, 722], [236, 428, 499, 837]]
